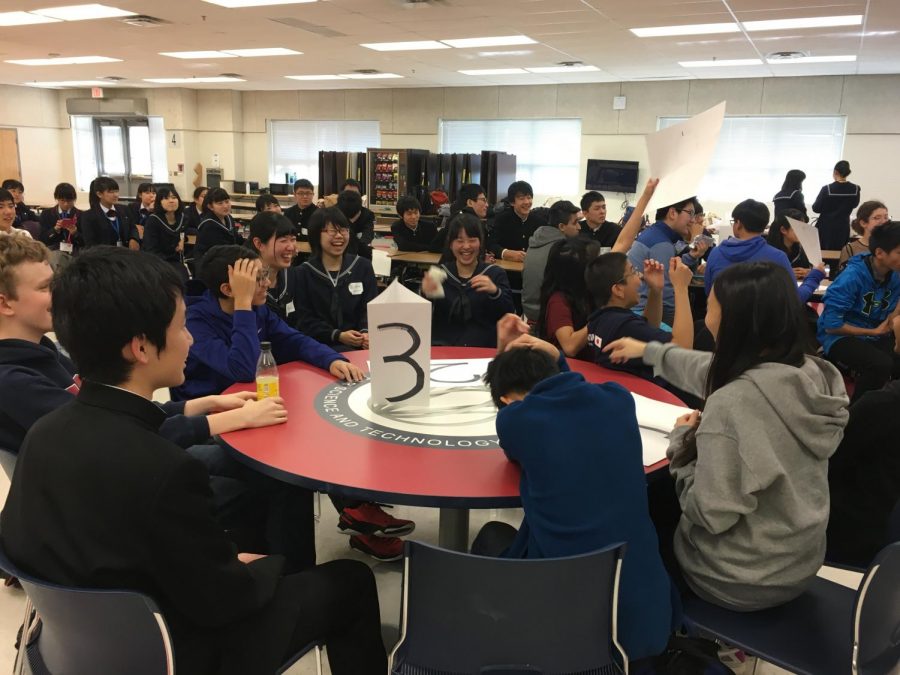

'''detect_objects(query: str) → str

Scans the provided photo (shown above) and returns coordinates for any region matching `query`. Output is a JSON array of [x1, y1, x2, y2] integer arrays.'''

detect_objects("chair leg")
[[313, 492, 321, 523], [14, 597, 34, 675], [314, 645, 323, 675]]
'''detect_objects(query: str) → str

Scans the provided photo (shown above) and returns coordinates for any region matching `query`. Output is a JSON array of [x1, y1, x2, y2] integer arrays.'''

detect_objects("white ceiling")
[[0, 0, 898, 90]]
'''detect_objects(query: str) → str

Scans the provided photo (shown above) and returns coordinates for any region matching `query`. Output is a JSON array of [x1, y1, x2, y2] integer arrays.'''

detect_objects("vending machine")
[[366, 148, 429, 215]]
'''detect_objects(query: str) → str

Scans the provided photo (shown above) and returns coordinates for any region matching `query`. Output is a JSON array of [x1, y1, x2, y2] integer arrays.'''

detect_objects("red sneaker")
[[349, 534, 404, 562], [339, 503, 415, 537]]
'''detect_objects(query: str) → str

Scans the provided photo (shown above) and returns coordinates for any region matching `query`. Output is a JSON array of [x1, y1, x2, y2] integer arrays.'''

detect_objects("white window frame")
[[268, 120, 380, 186]]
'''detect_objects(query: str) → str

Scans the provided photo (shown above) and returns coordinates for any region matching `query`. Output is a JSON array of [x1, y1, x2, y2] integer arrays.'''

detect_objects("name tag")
[[116, 240, 124, 247], [348, 282, 363, 296], [59, 242, 74, 253], [286, 300, 295, 315], [301, 227, 308, 235]]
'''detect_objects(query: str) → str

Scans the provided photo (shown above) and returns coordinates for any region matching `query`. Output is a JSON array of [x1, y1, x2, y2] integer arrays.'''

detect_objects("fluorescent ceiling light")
[[31, 4, 135, 21], [442, 35, 537, 48], [459, 68, 528, 75], [631, 23, 739, 37], [768, 54, 856, 64], [361, 41, 448, 51], [160, 51, 237, 59], [679, 58, 763, 67], [0, 11, 61, 25], [25, 80, 116, 88], [5, 55, 122, 66], [144, 76, 245, 83], [201, 0, 316, 6], [477, 50, 533, 57], [526, 65, 600, 73], [285, 74, 347, 80], [744, 15, 862, 32], [338, 72, 403, 79], [223, 47, 301, 56]]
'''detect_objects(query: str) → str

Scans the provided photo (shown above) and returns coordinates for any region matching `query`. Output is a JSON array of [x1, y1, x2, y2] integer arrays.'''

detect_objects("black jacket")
[[38, 206, 82, 251], [265, 267, 301, 326], [144, 212, 185, 263], [0, 381, 294, 675], [812, 181, 861, 249], [14, 203, 37, 226], [128, 201, 153, 240], [283, 204, 318, 242], [772, 188, 807, 219], [80, 204, 137, 248], [579, 220, 622, 247], [184, 205, 204, 235], [294, 255, 377, 345], [487, 207, 545, 258], [194, 214, 244, 267], [390, 218, 438, 252], [350, 207, 376, 248]]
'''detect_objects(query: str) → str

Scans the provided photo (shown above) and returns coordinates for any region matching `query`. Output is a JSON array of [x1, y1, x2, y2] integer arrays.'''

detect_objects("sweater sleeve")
[[264, 305, 345, 371], [293, 267, 341, 345], [0, 369, 75, 452], [158, 402, 211, 450], [797, 267, 826, 304], [485, 266, 516, 318], [188, 309, 260, 384], [643, 341, 711, 399]]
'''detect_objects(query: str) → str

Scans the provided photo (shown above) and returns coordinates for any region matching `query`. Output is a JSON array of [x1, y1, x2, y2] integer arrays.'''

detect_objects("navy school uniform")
[[390, 218, 438, 252], [487, 207, 545, 258], [38, 206, 82, 251], [812, 181, 861, 250], [79, 204, 137, 248], [14, 203, 38, 226], [294, 255, 377, 346], [579, 220, 622, 248], [264, 267, 301, 326], [772, 188, 807, 220], [144, 212, 189, 282], [283, 204, 318, 242], [127, 201, 154, 242], [194, 214, 244, 268]]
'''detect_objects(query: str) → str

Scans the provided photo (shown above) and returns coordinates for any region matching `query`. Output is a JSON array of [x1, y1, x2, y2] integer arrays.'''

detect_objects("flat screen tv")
[[585, 159, 639, 194]]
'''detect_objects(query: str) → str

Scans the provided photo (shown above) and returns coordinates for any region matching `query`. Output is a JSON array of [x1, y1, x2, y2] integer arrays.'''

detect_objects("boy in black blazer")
[[80, 176, 140, 249]]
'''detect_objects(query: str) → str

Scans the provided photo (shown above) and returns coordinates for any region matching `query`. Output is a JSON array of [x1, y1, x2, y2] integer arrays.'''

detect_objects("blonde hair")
[[0, 236, 49, 300]]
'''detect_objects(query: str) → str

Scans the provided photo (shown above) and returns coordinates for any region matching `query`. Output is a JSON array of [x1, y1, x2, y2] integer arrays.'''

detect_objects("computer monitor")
[[585, 159, 639, 194], [269, 182, 289, 196], [233, 180, 248, 194], [248, 181, 259, 194]]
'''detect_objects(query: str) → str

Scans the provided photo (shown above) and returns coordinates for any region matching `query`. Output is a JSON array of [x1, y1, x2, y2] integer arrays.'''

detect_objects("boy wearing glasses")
[[284, 178, 318, 241]]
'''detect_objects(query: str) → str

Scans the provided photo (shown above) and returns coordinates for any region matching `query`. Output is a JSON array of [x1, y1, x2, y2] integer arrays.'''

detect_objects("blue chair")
[[682, 541, 900, 675], [388, 540, 628, 675]]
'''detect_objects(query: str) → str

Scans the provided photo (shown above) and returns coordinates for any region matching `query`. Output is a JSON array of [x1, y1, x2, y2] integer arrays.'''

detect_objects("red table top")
[[219, 348, 683, 508]]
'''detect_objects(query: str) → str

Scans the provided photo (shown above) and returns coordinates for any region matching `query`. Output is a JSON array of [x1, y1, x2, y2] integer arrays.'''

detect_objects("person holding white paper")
[[765, 210, 815, 279], [604, 261, 849, 612]]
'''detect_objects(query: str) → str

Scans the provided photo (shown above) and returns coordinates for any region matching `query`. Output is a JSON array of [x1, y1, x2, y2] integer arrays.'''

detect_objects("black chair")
[[682, 541, 900, 675], [388, 540, 628, 675]]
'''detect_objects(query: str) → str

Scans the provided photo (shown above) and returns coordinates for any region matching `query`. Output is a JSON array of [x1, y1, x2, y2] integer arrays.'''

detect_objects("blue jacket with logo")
[[627, 221, 699, 316], [817, 253, 900, 354]]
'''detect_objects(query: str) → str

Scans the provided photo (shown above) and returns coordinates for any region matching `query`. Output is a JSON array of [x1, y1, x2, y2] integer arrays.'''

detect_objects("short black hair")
[[442, 212, 484, 262], [199, 245, 260, 299], [255, 194, 281, 212], [507, 180, 533, 202], [336, 189, 362, 219], [53, 183, 77, 200], [1, 179, 23, 191], [585, 252, 629, 307], [396, 195, 421, 216], [152, 187, 183, 218], [483, 348, 560, 408], [88, 176, 119, 210], [307, 207, 350, 258], [692, 198, 704, 216], [293, 179, 314, 192], [52, 248, 183, 386], [580, 191, 605, 212], [136, 182, 155, 196], [249, 211, 295, 248], [454, 183, 486, 215], [192, 185, 208, 200], [870, 221, 900, 256], [340, 178, 361, 191], [654, 197, 695, 223], [549, 200, 579, 228], [834, 160, 851, 178], [732, 199, 769, 233], [202, 187, 230, 212], [0, 188, 13, 205]]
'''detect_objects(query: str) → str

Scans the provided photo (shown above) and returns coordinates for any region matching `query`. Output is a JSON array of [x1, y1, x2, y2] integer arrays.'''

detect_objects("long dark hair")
[[536, 238, 600, 339], [202, 187, 230, 222], [88, 176, 119, 210], [765, 209, 805, 258], [152, 186, 183, 219], [781, 169, 805, 192], [441, 213, 485, 264]]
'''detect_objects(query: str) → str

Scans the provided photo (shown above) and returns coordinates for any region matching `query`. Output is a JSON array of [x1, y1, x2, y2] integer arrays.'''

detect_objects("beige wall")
[[2, 75, 899, 217]]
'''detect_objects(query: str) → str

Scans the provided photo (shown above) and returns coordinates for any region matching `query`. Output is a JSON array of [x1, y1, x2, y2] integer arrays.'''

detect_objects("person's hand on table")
[[470, 274, 497, 295], [669, 257, 693, 290], [204, 391, 256, 413], [330, 360, 366, 383], [240, 397, 288, 428], [502, 249, 526, 263], [228, 258, 261, 310], [643, 259, 665, 292], [603, 337, 647, 364], [361, 332, 370, 350], [237, 552, 267, 564], [669, 410, 701, 467], [339, 330, 366, 348], [503, 333, 560, 362], [496, 313, 530, 353]]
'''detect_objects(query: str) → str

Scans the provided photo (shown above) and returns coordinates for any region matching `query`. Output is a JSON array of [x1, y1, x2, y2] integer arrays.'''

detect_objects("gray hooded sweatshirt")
[[643, 342, 849, 610], [522, 226, 565, 321]]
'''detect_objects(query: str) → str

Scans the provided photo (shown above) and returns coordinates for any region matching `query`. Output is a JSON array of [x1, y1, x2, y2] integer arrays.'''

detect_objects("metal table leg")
[[438, 508, 470, 552]]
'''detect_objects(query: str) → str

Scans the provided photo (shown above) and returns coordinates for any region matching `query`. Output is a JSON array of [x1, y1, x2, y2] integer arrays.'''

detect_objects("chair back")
[[389, 540, 627, 675], [0, 541, 174, 675], [853, 541, 900, 675], [0, 447, 17, 482]]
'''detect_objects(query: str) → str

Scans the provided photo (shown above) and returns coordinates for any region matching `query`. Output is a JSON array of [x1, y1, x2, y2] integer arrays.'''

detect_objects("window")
[[439, 118, 582, 195], [70, 116, 167, 192], [658, 115, 846, 203], [268, 120, 380, 185]]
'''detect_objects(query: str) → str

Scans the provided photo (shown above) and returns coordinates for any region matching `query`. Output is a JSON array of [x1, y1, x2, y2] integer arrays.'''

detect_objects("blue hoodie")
[[173, 291, 345, 400], [627, 221, 700, 317], [817, 253, 900, 354], [498, 366, 676, 660], [705, 236, 825, 303]]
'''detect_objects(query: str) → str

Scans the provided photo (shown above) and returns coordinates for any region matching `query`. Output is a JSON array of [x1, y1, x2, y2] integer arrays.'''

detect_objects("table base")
[[438, 508, 470, 552]]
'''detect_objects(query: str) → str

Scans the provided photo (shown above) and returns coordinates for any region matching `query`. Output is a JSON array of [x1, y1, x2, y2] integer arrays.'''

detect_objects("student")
[[838, 200, 889, 272], [605, 261, 850, 612], [704, 199, 825, 303], [628, 195, 707, 325], [1, 179, 38, 229], [336, 189, 375, 257], [535, 238, 599, 360], [391, 195, 437, 252], [475, 325, 677, 662], [521, 200, 579, 321], [37, 182, 81, 254], [772, 169, 808, 219], [185, 185, 208, 235], [193, 187, 243, 266], [255, 193, 283, 214], [818, 221, 900, 401], [340, 178, 362, 193], [488, 181, 544, 261], [294, 207, 377, 350], [283, 178, 318, 241], [75, 177, 138, 249], [432, 182, 490, 254], [0, 189, 32, 239], [812, 160, 861, 250], [246, 211, 298, 324], [765, 210, 814, 279], [422, 213, 515, 347], [0, 245, 387, 675], [143, 186, 188, 283], [580, 190, 622, 247], [127, 181, 156, 243]]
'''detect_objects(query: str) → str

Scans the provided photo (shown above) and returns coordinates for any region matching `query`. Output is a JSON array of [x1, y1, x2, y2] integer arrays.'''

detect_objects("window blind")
[[269, 120, 380, 185]]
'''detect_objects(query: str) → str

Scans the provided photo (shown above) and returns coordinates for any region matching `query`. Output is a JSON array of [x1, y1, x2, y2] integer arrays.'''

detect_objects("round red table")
[[219, 347, 684, 550]]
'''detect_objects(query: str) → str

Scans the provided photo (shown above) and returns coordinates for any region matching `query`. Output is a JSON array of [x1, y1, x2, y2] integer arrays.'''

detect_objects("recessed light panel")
[[223, 47, 302, 56], [631, 23, 740, 37], [442, 36, 536, 48], [5, 56, 122, 66], [144, 76, 246, 83], [458, 68, 528, 75], [159, 51, 237, 59], [31, 4, 135, 21], [285, 74, 346, 80], [526, 65, 600, 73], [360, 41, 448, 52], [0, 11, 61, 25], [743, 15, 863, 32], [338, 72, 404, 79]]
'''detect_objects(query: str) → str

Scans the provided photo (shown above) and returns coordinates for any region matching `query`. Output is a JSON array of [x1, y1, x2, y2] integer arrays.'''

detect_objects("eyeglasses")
[[677, 208, 696, 218], [474, 196, 487, 203], [296, 190, 314, 197], [615, 268, 643, 285], [324, 225, 350, 237], [256, 268, 273, 285]]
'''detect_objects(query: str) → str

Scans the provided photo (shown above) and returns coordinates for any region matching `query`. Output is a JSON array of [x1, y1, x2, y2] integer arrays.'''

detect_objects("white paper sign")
[[371, 248, 392, 277], [787, 216, 823, 267], [367, 279, 432, 408], [632, 392, 693, 466], [646, 101, 726, 210]]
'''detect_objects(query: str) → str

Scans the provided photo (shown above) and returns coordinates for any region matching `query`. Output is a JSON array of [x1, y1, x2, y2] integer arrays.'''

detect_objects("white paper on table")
[[631, 392, 693, 466], [367, 279, 432, 407], [646, 101, 726, 210], [787, 216, 823, 267], [371, 248, 392, 277]]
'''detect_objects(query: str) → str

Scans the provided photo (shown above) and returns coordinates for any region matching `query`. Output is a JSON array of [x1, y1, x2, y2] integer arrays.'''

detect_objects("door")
[[0, 129, 21, 182], [94, 118, 153, 197]]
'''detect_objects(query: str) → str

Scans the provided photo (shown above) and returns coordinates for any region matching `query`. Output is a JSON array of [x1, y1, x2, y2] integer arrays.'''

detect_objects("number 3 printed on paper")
[[376, 322, 425, 402]]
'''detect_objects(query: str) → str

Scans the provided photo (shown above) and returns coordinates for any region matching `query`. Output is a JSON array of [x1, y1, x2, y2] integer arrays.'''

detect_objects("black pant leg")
[[329, 494, 363, 514], [470, 521, 518, 557], [829, 336, 895, 401]]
